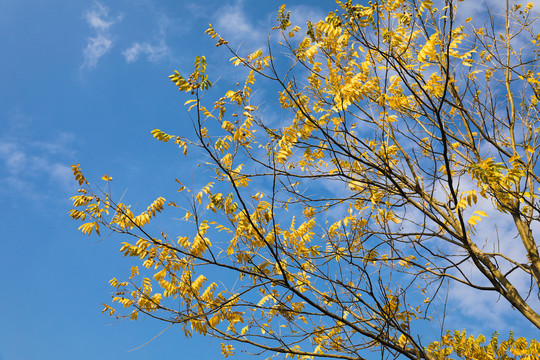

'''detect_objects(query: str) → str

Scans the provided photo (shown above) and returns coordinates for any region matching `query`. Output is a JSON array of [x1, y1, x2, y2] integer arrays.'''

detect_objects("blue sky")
[[1, 0, 538, 359], [0, 1, 331, 359]]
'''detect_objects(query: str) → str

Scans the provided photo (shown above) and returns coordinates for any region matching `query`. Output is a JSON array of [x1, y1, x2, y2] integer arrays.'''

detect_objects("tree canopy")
[[70, 0, 540, 359]]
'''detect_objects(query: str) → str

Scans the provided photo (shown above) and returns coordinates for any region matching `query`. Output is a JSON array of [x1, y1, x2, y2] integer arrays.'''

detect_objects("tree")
[[70, 0, 540, 359]]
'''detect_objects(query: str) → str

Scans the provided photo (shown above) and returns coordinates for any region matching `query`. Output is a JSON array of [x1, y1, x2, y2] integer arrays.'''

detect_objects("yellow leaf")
[[468, 215, 481, 226], [474, 210, 488, 218]]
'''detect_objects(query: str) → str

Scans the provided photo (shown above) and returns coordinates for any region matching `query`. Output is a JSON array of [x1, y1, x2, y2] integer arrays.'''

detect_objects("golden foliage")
[[70, 1, 540, 359]]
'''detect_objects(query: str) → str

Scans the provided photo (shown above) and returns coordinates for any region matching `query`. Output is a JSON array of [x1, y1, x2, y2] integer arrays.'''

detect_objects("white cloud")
[[85, 2, 115, 31], [33, 132, 76, 156], [49, 163, 75, 189], [123, 40, 169, 63], [82, 35, 113, 68], [5, 150, 26, 173], [409, 173, 540, 334], [122, 13, 172, 64], [0, 142, 24, 173], [81, 3, 122, 69], [288, 5, 325, 31], [0, 130, 77, 200], [214, 0, 263, 47]]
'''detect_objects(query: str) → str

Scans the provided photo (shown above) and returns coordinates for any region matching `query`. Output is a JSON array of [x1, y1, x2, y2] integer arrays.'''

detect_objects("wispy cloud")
[[86, 3, 115, 31], [123, 40, 169, 63], [0, 140, 76, 200], [82, 35, 112, 68], [0, 113, 77, 201], [0, 142, 26, 173], [412, 175, 540, 334], [288, 5, 325, 31], [81, 3, 122, 69], [122, 14, 172, 64], [214, 0, 264, 48]]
